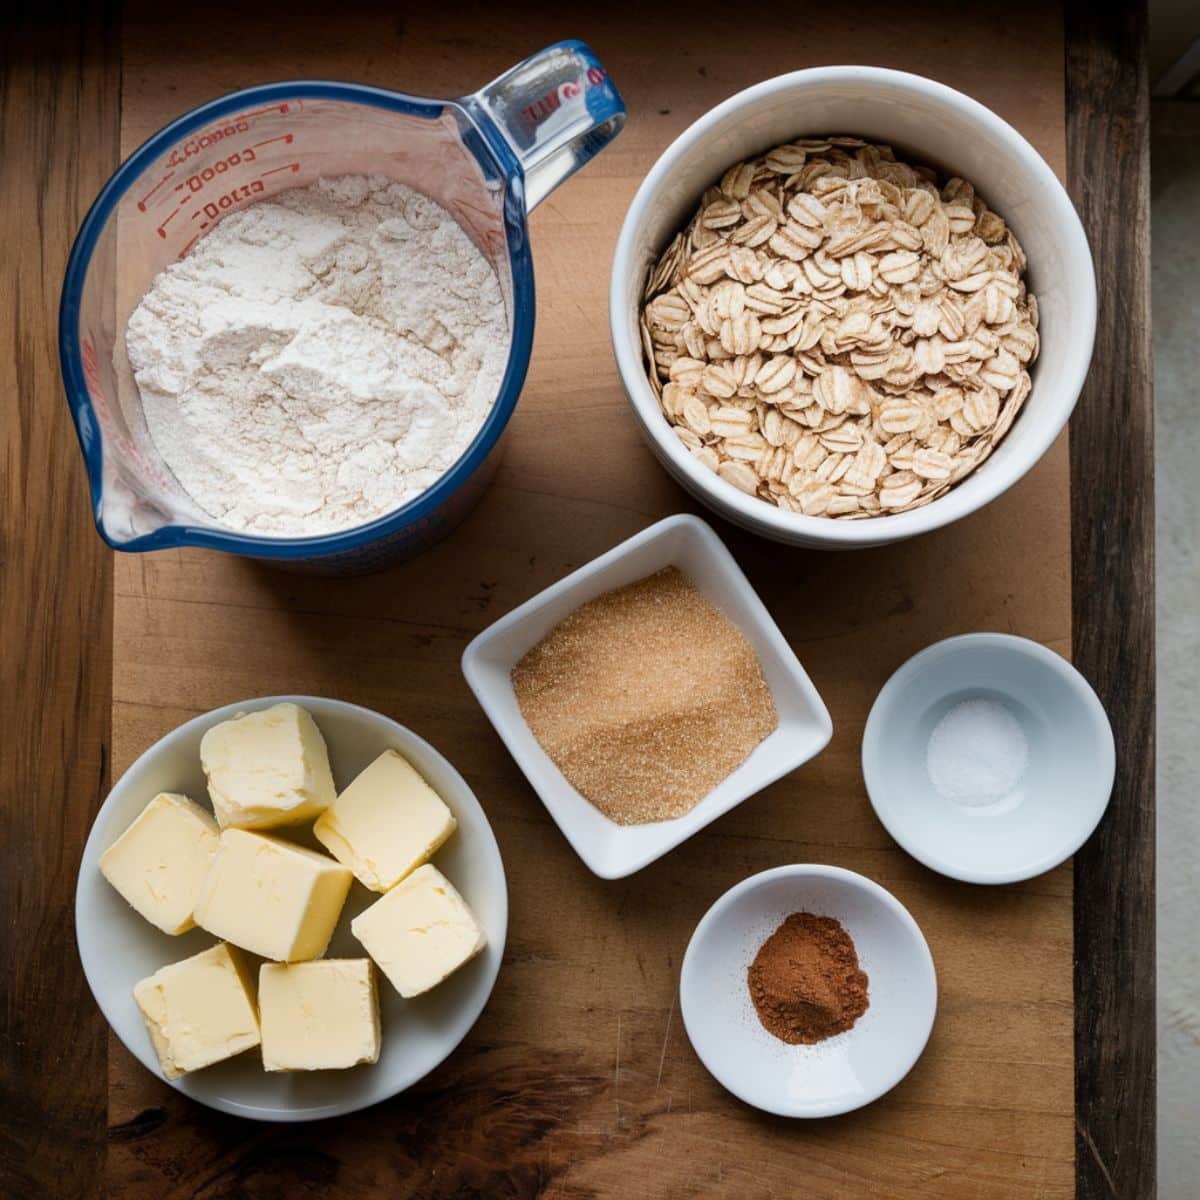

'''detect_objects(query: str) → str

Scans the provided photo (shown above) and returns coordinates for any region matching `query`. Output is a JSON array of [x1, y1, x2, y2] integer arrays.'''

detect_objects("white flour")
[[126, 175, 509, 536]]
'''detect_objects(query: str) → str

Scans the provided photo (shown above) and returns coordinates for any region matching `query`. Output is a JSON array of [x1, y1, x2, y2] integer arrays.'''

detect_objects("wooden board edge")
[[0, 5, 120, 1197], [1065, 2, 1157, 1198]]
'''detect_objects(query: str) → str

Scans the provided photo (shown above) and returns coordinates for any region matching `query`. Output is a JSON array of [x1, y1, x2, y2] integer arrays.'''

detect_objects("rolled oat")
[[640, 138, 1039, 518]]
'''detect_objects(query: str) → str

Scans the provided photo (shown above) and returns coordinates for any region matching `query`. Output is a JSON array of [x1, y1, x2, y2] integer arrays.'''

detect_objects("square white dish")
[[461, 514, 833, 878]]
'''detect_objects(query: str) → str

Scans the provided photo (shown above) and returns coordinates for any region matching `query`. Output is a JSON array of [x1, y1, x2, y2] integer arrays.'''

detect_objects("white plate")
[[680, 865, 937, 1118], [75, 695, 507, 1121], [862, 634, 1115, 883], [461, 514, 833, 879]]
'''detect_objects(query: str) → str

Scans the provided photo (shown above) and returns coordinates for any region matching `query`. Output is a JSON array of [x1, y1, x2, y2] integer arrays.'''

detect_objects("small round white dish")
[[680, 865, 936, 1118], [75, 695, 507, 1122], [862, 634, 1115, 884]]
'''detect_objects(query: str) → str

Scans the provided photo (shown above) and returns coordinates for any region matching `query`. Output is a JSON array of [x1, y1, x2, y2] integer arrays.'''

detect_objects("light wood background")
[[101, 2, 1075, 1196]]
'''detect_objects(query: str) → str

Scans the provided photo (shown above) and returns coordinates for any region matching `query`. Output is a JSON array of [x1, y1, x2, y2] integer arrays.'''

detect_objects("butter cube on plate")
[[314, 749, 457, 892], [200, 702, 336, 830], [194, 829, 353, 962], [133, 942, 260, 1079], [259, 959, 380, 1071], [99, 792, 219, 935], [351, 863, 485, 998]]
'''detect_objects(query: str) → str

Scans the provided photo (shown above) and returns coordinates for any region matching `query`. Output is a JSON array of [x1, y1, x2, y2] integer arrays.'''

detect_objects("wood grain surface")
[[1066, 3, 1157, 1198], [103, 3, 1076, 1198], [0, 1, 1157, 1198], [0, 5, 119, 1197]]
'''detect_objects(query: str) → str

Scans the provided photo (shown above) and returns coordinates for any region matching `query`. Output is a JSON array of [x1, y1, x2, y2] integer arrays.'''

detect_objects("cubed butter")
[[351, 863, 485, 998], [314, 749, 457, 892], [258, 959, 380, 1071], [133, 942, 260, 1079], [200, 702, 336, 830], [194, 828, 353, 962], [98, 792, 219, 935]]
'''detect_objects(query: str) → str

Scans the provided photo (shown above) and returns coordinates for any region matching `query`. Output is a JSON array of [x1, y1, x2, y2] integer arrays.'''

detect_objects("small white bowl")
[[76, 696, 508, 1121], [862, 634, 1115, 884], [610, 66, 1096, 549], [461, 514, 832, 879], [680, 865, 937, 1118]]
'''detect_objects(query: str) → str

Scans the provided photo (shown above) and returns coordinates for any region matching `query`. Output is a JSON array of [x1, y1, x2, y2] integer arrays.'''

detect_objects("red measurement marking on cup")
[[234, 100, 302, 121], [80, 336, 125, 439], [163, 102, 301, 171], [81, 335, 173, 481], [190, 179, 267, 226], [158, 155, 298, 248], [167, 122, 249, 169], [173, 146, 265, 197], [252, 133, 294, 150], [520, 68, 606, 126], [80, 336, 104, 399], [137, 172, 175, 212], [521, 90, 560, 124], [235, 102, 288, 121]]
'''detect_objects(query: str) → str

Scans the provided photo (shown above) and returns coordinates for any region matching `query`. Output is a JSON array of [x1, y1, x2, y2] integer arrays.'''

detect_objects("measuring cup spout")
[[465, 40, 625, 212]]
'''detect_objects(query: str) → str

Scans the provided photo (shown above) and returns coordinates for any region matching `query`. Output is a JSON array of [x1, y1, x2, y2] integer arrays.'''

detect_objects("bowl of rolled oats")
[[610, 67, 1095, 548]]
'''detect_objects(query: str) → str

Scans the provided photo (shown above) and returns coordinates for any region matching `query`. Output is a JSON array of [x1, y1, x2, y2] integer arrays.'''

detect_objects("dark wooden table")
[[0, 3, 1154, 1197]]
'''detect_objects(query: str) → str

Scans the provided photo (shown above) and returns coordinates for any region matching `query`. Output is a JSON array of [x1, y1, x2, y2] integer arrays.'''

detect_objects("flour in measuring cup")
[[125, 174, 509, 536]]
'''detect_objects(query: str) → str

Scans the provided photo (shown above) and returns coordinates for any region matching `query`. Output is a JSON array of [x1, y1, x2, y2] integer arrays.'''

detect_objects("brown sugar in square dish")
[[512, 567, 778, 825]]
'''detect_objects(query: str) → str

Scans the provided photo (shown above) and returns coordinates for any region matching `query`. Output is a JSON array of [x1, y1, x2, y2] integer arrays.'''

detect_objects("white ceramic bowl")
[[680, 865, 937, 1117], [461, 514, 832, 879], [76, 696, 507, 1121], [862, 634, 1115, 883], [610, 66, 1096, 549]]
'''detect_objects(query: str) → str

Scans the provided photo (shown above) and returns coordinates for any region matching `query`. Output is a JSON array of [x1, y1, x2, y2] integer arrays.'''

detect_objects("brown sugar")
[[748, 912, 870, 1044], [511, 567, 778, 825]]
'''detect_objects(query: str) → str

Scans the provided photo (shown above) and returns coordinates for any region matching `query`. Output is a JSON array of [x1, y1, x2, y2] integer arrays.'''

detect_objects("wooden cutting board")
[[107, 2, 1074, 1196]]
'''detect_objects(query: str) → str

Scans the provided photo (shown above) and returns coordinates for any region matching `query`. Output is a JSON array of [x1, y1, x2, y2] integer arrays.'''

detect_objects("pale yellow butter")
[[99, 792, 219, 935], [351, 863, 485, 998], [259, 959, 380, 1072], [314, 749, 457, 892], [200, 702, 336, 830], [193, 828, 353, 962], [133, 942, 260, 1079]]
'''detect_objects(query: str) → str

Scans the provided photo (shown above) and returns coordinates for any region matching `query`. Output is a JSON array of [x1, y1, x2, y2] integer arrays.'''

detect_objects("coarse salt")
[[926, 697, 1028, 807]]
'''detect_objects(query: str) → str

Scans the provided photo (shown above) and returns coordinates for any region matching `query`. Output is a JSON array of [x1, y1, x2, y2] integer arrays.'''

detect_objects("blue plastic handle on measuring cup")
[[58, 41, 625, 574]]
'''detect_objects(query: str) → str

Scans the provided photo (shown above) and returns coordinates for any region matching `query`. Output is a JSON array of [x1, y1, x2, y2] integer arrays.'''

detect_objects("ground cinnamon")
[[747, 912, 869, 1044]]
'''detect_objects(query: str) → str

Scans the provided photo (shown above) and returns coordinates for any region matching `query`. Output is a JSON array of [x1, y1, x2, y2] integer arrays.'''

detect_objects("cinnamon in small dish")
[[747, 912, 869, 1044]]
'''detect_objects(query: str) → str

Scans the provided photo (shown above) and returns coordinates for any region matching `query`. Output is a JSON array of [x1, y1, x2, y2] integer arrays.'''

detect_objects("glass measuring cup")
[[59, 40, 624, 573]]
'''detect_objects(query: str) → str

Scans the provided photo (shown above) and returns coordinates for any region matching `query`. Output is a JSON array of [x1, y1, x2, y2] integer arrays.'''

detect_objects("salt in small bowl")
[[862, 633, 1115, 884]]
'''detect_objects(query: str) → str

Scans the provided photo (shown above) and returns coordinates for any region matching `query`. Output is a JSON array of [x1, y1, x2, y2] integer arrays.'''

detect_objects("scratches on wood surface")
[[0, 5, 119, 1199]]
